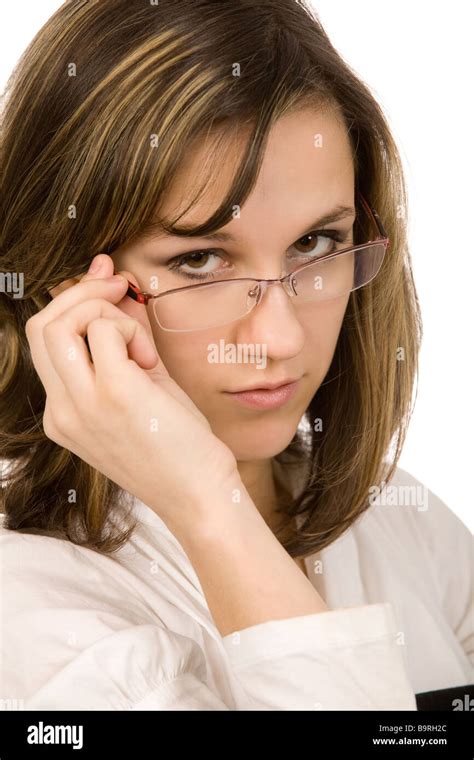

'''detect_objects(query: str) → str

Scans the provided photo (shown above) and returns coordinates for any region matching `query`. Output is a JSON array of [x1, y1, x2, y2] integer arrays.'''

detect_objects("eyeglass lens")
[[151, 242, 385, 332]]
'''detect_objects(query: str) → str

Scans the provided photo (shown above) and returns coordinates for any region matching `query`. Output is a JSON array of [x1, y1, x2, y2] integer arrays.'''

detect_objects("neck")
[[236, 458, 283, 534]]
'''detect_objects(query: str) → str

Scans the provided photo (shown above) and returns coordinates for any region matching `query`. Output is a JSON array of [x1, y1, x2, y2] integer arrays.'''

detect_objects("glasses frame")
[[122, 190, 390, 332]]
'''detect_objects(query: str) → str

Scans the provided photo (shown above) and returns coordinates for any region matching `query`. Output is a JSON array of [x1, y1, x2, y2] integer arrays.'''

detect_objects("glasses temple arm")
[[124, 280, 150, 304], [356, 190, 389, 239]]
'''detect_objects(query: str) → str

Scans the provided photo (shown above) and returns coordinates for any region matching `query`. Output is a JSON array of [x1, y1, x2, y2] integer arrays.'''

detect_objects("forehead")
[[157, 107, 355, 240]]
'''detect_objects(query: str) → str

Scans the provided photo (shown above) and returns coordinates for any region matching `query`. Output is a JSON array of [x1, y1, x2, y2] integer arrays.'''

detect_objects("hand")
[[25, 254, 239, 532]]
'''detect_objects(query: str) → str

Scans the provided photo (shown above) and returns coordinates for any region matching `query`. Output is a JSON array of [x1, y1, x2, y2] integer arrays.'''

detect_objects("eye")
[[167, 250, 226, 280], [290, 230, 347, 259], [164, 228, 351, 282]]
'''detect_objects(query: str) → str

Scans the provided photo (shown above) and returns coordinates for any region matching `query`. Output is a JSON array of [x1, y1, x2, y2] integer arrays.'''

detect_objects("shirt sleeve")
[[1, 529, 416, 711], [20, 624, 231, 711], [15, 604, 417, 711], [221, 602, 417, 710]]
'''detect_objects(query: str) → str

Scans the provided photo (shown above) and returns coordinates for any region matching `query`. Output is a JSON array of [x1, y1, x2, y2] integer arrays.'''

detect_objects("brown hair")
[[0, 0, 422, 557]]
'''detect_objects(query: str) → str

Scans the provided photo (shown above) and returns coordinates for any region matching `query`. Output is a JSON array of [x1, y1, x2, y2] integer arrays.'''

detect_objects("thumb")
[[48, 253, 114, 298], [80, 253, 115, 282]]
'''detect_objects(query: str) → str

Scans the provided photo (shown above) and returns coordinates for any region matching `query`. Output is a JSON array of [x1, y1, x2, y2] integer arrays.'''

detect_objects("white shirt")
[[0, 463, 472, 711]]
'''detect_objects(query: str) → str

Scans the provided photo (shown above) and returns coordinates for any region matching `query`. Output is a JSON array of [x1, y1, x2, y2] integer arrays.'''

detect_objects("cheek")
[[146, 296, 350, 424], [300, 294, 349, 371], [148, 313, 219, 396]]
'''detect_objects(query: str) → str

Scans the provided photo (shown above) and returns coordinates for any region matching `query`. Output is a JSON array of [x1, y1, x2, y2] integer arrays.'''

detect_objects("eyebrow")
[[143, 205, 356, 243]]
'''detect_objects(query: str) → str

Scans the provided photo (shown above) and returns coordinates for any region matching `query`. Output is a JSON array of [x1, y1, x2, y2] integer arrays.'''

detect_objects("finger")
[[86, 316, 165, 386], [80, 253, 115, 282], [26, 278, 127, 394], [47, 253, 114, 298], [43, 300, 159, 404], [109, 269, 156, 338], [78, 255, 157, 355], [81, 262, 166, 374], [67, 255, 131, 362], [46, 258, 161, 357], [27, 257, 127, 407], [39, 275, 129, 327], [49, 278, 81, 299], [103, 268, 170, 379]]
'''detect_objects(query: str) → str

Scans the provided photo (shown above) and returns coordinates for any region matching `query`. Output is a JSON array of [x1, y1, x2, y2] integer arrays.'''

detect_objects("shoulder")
[[0, 514, 144, 648], [361, 464, 472, 554], [0, 515, 125, 608], [355, 465, 473, 640], [0, 506, 195, 625]]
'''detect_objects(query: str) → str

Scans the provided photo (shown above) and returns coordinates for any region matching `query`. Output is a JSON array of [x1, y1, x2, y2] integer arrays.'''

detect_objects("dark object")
[[415, 683, 474, 711], [85, 334, 93, 361]]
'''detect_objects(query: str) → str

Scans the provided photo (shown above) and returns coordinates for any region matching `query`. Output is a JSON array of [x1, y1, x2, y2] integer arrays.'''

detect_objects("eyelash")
[[165, 229, 349, 281]]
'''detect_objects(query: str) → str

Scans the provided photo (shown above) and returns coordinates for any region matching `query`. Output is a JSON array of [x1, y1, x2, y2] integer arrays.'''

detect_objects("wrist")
[[168, 471, 260, 548]]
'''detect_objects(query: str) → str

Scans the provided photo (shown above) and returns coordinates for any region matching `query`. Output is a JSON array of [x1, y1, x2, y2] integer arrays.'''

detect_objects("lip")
[[223, 379, 301, 410], [227, 377, 301, 393]]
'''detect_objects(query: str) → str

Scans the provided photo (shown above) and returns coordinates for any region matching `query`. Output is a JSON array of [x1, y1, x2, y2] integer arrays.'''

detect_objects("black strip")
[[415, 682, 474, 711]]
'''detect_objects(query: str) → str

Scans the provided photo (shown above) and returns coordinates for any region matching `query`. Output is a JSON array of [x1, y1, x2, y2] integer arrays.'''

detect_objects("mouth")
[[222, 378, 301, 410]]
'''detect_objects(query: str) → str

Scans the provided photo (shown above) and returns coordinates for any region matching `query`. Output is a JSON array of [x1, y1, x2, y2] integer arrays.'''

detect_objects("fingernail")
[[88, 257, 102, 274]]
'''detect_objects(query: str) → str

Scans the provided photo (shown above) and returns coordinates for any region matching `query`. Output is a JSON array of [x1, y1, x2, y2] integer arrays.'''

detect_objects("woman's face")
[[111, 108, 355, 461]]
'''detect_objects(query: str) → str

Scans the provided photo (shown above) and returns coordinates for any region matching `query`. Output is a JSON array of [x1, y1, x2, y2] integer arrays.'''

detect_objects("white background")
[[1, 1, 472, 530]]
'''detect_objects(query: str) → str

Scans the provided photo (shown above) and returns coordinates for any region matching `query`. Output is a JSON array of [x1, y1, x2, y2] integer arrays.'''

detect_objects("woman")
[[0, 0, 471, 710]]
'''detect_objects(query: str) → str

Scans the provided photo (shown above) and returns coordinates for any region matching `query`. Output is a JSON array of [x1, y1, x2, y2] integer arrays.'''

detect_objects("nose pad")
[[284, 275, 298, 297], [246, 278, 297, 311], [246, 282, 261, 310]]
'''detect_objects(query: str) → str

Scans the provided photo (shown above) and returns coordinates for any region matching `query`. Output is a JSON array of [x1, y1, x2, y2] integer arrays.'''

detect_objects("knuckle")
[[84, 299, 111, 313], [87, 316, 110, 336], [24, 314, 39, 341], [90, 314, 133, 332], [42, 404, 59, 441], [44, 404, 76, 440]]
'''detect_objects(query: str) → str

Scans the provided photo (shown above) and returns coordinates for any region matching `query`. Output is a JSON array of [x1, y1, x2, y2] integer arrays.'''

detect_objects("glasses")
[[123, 191, 390, 332]]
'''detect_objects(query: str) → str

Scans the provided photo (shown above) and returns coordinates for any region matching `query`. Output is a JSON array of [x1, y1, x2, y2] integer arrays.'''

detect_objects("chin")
[[213, 416, 301, 461]]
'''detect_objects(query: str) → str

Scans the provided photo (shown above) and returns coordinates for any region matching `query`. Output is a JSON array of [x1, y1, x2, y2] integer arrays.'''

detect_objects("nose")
[[233, 279, 305, 359]]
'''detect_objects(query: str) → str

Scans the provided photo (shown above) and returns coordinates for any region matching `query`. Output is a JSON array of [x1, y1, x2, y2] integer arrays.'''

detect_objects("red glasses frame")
[[122, 190, 390, 308]]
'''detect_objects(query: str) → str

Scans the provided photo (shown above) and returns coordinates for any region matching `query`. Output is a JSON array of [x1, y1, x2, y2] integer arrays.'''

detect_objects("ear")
[[47, 277, 82, 299]]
